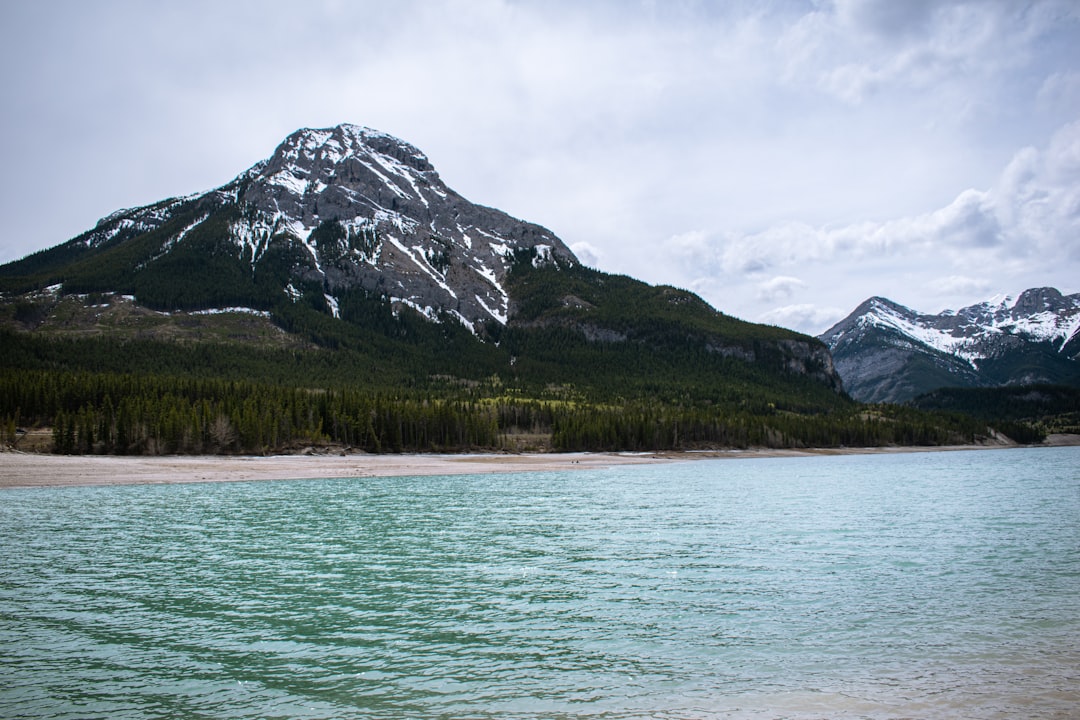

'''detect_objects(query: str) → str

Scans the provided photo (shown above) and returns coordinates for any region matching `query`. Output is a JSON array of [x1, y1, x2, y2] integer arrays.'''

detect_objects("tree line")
[[1, 368, 1002, 456], [548, 403, 988, 451], [2, 370, 502, 455]]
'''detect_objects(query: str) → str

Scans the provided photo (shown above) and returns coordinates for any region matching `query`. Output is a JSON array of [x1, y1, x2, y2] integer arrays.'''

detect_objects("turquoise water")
[[1, 447, 1078, 719]]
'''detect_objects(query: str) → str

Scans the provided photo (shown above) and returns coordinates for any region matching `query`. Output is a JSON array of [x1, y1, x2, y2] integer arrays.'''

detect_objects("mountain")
[[1, 124, 575, 336], [819, 288, 1080, 403], [0, 123, 843, 405]]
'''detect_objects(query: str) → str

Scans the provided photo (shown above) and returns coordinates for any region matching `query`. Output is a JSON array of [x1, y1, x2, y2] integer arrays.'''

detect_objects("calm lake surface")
[[2, 447, 1078, 719]]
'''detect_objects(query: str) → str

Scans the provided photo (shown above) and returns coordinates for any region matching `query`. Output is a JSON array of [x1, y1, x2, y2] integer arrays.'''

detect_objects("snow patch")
[[472, 263, 509, 324], [474, 293, 507, 325], [373, 209, 418, 234], [863, 305, 984, 366], [321, 138, 345, 164], [383, 235, 457, 298], [367, 150, 428, 207], [191, 307, 272, 318], [230, 215, 281, 266], [267, 169, 309, 196], [992, 307, 1080, 345], [456, 224, 474, 249], [387, 297, 476, 334], [134, 213, 211, 271], [282, 219, 324, 275], [532, 244, 553, 267], [391, 296, 441, 323], [354, 157, 409, 200], [324, 293, 340, 319], [166, 213, 210, 249]]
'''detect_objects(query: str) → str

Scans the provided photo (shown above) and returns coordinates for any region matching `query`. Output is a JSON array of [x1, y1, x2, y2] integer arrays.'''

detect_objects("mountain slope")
[[1, 124, 573, 335], [820, 289, 1080, 403]]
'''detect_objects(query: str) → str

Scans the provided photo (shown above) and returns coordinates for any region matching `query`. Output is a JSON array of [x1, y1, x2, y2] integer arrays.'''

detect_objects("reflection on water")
[[1, 446, 1078, 719]]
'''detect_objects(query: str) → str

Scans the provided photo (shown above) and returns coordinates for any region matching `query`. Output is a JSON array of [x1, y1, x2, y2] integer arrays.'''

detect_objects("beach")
[[4, 437, 1077, 489], [0, 451, 670, 489]]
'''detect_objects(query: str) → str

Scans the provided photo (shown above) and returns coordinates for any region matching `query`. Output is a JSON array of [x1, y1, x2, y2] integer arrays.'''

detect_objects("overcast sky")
[[2, 0, 1079, 334]]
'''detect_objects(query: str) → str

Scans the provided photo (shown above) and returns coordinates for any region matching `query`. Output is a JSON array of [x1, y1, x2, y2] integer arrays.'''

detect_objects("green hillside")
[[911, 384, 1080, 440]]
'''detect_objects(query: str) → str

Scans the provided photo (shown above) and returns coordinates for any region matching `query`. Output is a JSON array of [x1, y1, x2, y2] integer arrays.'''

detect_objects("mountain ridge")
[[820, 288, 1080, 403]]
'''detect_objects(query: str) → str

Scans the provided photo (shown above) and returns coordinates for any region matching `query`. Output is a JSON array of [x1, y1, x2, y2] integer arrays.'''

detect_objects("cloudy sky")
[[2, 0, 1079, 334]]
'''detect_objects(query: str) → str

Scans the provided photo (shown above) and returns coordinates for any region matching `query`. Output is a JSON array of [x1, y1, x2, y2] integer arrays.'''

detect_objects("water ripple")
[[2, 447, 1078, 718]]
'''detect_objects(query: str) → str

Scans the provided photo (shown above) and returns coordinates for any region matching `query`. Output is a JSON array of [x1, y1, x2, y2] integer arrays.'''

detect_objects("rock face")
[[820, 289, 1080, 403], [76, 124, 576, 331], [777, 338, 843, 391]]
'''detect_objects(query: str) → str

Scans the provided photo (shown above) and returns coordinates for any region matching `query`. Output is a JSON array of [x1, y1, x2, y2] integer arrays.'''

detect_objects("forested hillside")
[[911, 385, 1080, 441], [0, 314, 1011, 456]]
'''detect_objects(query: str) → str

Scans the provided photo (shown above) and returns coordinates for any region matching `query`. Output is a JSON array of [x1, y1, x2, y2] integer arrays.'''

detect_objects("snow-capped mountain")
[[58, 124, 576, 333], [820, 288, 1080, 403], [0, 123, 844, 395]]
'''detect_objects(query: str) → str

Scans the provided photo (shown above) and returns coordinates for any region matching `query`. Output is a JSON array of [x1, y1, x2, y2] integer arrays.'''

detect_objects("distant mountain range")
[[0, 123, 842, 403], [819, 288, 1080, 403]]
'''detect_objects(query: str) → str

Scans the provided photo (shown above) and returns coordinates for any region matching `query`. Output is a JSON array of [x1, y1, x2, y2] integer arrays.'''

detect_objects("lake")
[[1, 447, 1078, 719]]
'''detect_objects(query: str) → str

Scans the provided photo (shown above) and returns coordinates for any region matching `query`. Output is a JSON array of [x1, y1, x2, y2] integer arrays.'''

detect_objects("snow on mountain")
[[819, 288, 1080, 403], [833, 289, 1080, 364], [76, 123, 577, 333], [850, 297, 983, 365], [969, 292, 1080, 351]]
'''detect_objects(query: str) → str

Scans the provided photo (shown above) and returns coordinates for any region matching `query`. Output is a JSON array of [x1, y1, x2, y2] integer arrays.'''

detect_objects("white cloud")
[[924, 275, 992, 297], [758, 304, 848, 335], [663, 231, 713, 270], [1038, 71, 1080, 112], [757, 276, 807, 303], [990, 119, 1080, 260], [802, 0, 1077, 108], [568, 241, 601, 268]]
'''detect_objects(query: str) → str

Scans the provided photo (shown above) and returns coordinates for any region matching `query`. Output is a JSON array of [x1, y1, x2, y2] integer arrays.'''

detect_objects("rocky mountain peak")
[[258, 124, 439, 191], [819, 287, 1080, 402], [820, 296, 914, 345], [67, 124, 578, 334], [1012, 286, 1068, 315], [235, 124, 450, 237]]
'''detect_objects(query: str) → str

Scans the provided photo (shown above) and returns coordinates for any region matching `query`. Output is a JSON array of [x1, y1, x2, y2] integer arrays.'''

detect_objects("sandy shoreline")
[[2, 437, 1076, 489], [0, 451, 665, 489]]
